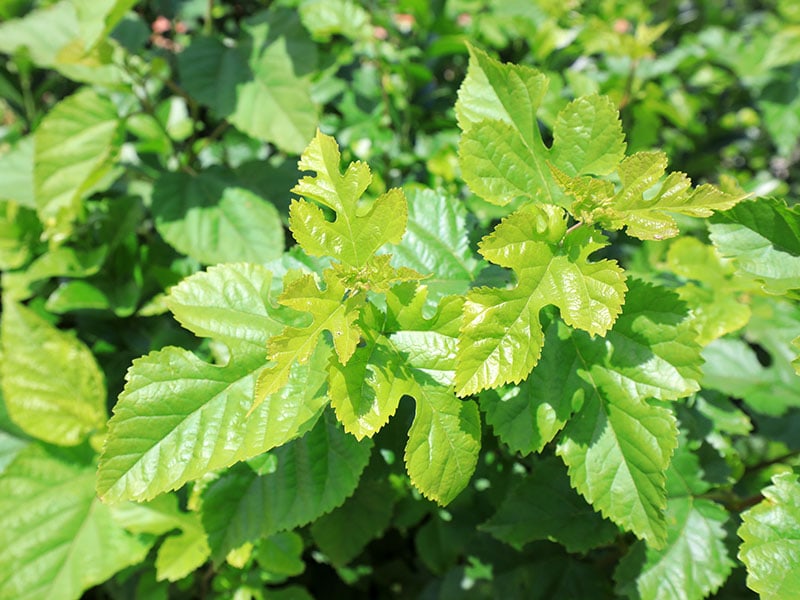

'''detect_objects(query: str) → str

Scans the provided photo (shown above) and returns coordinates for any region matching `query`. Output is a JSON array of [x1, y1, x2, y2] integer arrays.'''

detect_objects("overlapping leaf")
[[665, 237, 751, 344], [0, 299, 106, 446], [253, 269, 363, 412], [97, 264, 330, 502], [152, 167, 284, 265], [0, 444, 152, 600], [455, 203, 627, 396], [387, 188, 483, 303], [614, 439, 733, 600], [201, 411, 371, 563], [404, 383, 480, 506], [738, 472, 800, 599], [554, 152, 746, 241], [554, 280, 702, 547], [456, 45, 626, 206], [709, 197, 800, 293], [482, 457, 619, 552]]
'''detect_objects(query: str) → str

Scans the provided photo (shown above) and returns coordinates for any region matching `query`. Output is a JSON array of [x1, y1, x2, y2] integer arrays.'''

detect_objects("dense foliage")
[[1, 1, 800, 599]]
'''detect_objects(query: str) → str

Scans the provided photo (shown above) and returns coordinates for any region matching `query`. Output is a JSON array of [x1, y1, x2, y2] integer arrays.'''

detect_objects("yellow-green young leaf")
[[455, 203, 626, 396], [202, 411, 371, 563], [665, 237, 751, 345], [254, 269, 364, 411], [98, 264, 330, 503], [34, 88, 123, 242], [0, 299, 106, 446], [385, 284, 463, 387], [738, 472, 800, 599], [329, 307, 415, 440], [289, 130, 407, 268], [555, 151, 746, 241], [0, 444, 152, 600], [299, 0, 372, 42], [405, 384, 480, 505], [456, 45, 625, 206]]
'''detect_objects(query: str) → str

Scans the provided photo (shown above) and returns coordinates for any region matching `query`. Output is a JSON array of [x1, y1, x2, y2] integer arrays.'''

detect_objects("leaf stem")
[[204, 0, 214, 35]]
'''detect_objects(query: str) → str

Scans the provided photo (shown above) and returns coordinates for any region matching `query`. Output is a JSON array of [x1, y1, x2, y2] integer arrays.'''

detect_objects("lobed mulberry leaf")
[[455, 203, 626, 396], [456, 45, 626, 207], [289, 130, 407, 268], [554, 151, 746, 241], [253, 268, 364, 412]]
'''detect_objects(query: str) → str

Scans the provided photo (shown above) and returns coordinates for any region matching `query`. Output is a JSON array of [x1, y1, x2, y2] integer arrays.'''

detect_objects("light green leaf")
[[387, 187, 483, 303], [0, 0, 132, 82], [166, 263, 292, 351], [455, 204, 626, 396], [481, 457, 618, 553], [709, 197, 800, 294], [556, 151, 746, 241], [202, 411, 371, 562], [557, 391, 678, 548], [405, 384, 480, 505], [98, 265, 330, 502], [554, 280, 699, 547], [256, 532, 305, 579], [386, 285, 463, 387], [329, 308, 415, 440], [456, 45, 625, 206], [0, 137, 34, 208], [615, 497, 733, 600], [738, 472, 800, 600], [110, 492, 211, 582], [701, 337, 800, 416], [152, 167, 284, 265], [289, 130, 407, 269], [154, 515, 210, 582], [230, 31, 316, 153], [254, 269, 364, 411], [480, 320, 585, 455], [665, 237, 751, 345], [0, 444, 152, 600], [34, 87, 123, 242], [0, 299, 106, 446], [0, 200, 41, 270], [310, 475, 395, 566], [97, 345, 325, 502], [299, 0, 372, 41]]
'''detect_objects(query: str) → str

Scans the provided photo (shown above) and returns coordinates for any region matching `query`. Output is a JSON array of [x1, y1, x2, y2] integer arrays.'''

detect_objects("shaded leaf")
[[310, 475, 395, 566], [202, 411, 371, 562], [482, 457, 618, 552]]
